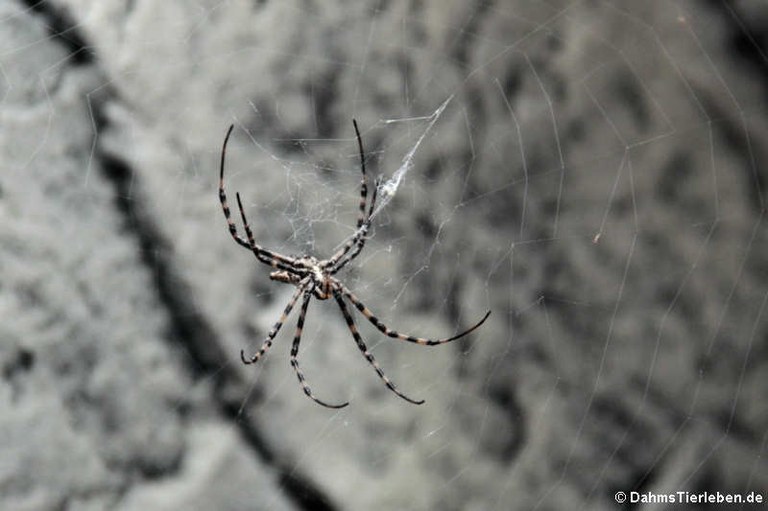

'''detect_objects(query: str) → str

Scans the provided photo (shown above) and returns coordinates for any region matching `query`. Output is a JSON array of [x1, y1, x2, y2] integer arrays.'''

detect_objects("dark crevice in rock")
[[219, 402, 338, 511], [18, 0, 94, 66], [23, 4, 340, 510], [99, 153, 228, 379]]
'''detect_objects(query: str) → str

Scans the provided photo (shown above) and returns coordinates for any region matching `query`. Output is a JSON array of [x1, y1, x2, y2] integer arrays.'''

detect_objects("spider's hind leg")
[[334, 292, 425, 405], [341, 284, 491, 346]]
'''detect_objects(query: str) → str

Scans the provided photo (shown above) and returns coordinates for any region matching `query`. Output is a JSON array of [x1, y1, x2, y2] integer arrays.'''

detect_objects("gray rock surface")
[[1, 1, 766, 510]]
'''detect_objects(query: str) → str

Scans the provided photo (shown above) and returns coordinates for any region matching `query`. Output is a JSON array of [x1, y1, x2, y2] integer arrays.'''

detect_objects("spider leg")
[[290, 291, 349, 409], [219, 124, 303, 273], [240, 280, 308, 364], [340, 284, 491, 345], [323, 120, 380, 274], [334, 291, 424, 405], [327, 176, 380, 275], [352, 119, 368, 229], [235, 193, 304, 274]]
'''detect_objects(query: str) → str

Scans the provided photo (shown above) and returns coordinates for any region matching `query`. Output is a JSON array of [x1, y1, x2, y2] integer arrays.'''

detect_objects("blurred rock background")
[[1, 1, 767, 510]]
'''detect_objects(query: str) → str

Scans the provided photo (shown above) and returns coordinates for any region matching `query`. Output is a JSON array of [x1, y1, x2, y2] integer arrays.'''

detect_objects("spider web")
[[1, 1, 767, 511], [371, 95, 453, 216]]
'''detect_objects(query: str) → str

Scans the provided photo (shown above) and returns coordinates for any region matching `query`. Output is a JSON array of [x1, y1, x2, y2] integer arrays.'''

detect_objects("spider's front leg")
[[218, 125, 304, 274], [323, 120, 381, 275], [352, 119, 368, 230]]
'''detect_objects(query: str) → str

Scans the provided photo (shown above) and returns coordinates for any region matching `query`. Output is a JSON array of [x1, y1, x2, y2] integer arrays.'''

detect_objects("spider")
[[218, 120, 491, 408]]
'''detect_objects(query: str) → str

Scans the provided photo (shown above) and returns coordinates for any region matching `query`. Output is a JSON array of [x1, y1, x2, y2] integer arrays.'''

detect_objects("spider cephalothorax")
[[219, 120, 490, 408], [271, 256, 335, 300]]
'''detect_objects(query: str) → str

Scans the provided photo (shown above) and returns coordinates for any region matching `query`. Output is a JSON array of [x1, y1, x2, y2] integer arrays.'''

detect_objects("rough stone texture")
[[1, 1, 766, 510]]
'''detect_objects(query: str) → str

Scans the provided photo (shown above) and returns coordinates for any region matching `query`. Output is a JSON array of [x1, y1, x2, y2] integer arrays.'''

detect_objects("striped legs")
[[234, 192, 302, 273], [290, 292, 349, 409], [223, 121, 492, 408], [240, 281, 349, 408], [219, 125, 303, 273], [340, 284, 491, 345], [240, 281, 309, 364], [353, 119, 368, 229], [334, 292, 425, 405], [325, 122, 380, 274], [329, 177, 380, 275]]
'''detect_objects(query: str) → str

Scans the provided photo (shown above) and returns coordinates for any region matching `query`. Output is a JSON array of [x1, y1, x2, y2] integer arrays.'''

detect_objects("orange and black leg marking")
[[334, 292, 425, 405], [219, 125, 241, 243], [330, 177, 380, 274], [325, 121, 379, 273], [290, 292, 349, 409], [352, 119, 368, 229], [341, 285, 491, 345], [240, 281, 308, 364], [235, 192, 303, 272], [219, 125, 303, 273]]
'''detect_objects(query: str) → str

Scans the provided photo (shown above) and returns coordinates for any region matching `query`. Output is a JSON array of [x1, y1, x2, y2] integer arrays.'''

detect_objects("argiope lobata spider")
[[218, 120, 491, 408]]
